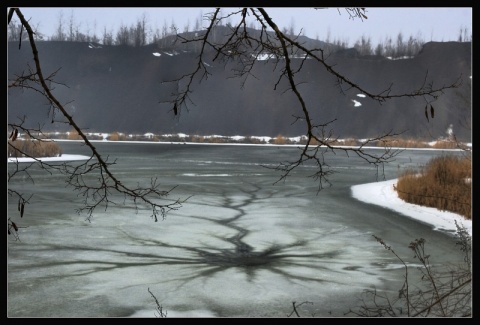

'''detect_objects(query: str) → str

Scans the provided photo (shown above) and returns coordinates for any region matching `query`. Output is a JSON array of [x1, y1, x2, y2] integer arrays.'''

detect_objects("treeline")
[[322, 26, 471, 58], [7, 12, 471, 59], [7, 12, 200, 46]]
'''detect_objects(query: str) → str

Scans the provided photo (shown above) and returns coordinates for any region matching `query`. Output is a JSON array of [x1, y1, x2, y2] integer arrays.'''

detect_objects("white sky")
[[14, 7, 472, 47], [8, 147, 472, 237]]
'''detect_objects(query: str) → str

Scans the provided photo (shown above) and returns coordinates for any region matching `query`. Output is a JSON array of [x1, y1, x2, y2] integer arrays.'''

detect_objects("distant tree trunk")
[[53, 10, 66, 41]]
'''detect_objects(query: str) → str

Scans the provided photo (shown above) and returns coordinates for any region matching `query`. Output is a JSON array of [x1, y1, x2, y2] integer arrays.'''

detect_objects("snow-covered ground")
[[351, 180, 471, 236]]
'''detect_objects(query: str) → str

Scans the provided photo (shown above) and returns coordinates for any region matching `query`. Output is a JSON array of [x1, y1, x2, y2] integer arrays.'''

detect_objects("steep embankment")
[[8, 40, 471, 141]]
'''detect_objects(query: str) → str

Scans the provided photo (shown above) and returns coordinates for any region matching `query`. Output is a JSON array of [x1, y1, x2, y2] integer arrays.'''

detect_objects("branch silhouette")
[[8, 8, 187, 236]]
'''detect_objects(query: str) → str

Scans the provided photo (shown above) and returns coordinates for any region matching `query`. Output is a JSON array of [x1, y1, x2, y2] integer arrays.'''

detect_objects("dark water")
[[7, 141, 467, 317]]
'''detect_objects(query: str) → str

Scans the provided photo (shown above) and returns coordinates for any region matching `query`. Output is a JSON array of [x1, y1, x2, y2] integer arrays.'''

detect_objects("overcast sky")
[[14, 7, 472, 47]]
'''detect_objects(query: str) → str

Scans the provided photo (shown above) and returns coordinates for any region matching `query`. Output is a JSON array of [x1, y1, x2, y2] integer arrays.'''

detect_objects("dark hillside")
[[7, 39, 471, 141]]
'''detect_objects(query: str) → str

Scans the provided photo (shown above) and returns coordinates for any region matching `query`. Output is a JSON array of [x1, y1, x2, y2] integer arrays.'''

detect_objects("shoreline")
[[40, 138, 471, 151], [8, 143, 471, 237], [351, 179, 472, 236]]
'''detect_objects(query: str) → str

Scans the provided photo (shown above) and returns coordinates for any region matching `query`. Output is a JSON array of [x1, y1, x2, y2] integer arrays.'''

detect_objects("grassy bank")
[[396, 155, 472, 220]]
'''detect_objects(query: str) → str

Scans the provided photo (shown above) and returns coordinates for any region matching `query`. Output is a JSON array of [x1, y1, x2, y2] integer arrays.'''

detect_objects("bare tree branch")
[[165, 8, 461, 189], [8, 8, 187, 232], [8, 7, 464, 233]]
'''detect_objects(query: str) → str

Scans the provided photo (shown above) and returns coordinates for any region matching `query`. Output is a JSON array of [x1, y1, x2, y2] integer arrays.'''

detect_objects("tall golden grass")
[[396, 155, 472, 219], [7, 139, 63, 158]]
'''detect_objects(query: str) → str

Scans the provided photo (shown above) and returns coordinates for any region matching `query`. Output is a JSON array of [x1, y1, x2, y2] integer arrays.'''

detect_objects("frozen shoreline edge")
[[8, 147, 471, 237]]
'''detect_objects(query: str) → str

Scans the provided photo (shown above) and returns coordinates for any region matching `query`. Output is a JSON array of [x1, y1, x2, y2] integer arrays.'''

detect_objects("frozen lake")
[[7, 142, 467, 317]]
